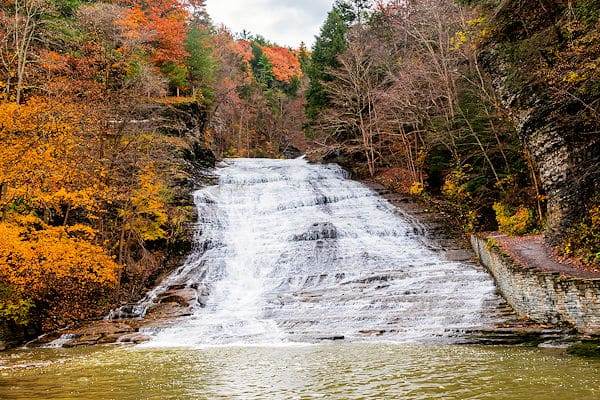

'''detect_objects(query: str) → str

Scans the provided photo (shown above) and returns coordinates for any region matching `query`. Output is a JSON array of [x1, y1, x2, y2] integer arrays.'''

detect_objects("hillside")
[[305, 0, 599, 268], [0, 0, 306, 344]]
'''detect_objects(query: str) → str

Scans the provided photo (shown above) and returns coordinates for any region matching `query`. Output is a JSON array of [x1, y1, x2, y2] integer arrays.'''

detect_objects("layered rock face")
[[492, 79, 600, 242], [520, 106, 599, 241], [479, 0, 600, 242]]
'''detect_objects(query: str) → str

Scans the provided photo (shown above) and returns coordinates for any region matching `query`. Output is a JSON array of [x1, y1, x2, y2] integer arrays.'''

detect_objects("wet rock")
[[359, 330, 386, 337], [168, 284, 188, 291], [75, 321, 137, 337], [158, 294, 191, 307], [97, 334, 125, 344], [118, 333, 151, 344], [145, 302, 193, 320], [445, 249, 473, 262], [461, 324, 573, 346], [63, 334, 102, 348], [318, 335, 345, 341], [293, 222, 337, 241], [281, 144, 302, 159], [108, 304, 142, 320], [159, 287, 196, 303]]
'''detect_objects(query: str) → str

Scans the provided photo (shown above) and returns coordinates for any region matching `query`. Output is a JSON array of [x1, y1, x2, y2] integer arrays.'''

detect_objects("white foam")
[[127, 158, 503, 347]]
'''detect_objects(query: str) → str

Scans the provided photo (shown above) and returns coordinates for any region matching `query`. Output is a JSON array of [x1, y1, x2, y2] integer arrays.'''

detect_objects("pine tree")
[[251, 42, 276, 88], [305, 5, 351, 120], [298, 41, 310, 73], [185, 26, 217, 104]]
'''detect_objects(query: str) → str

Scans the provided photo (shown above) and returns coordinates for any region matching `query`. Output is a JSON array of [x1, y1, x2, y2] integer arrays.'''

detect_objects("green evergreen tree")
[[334, 0, 372, 24], [161, 62, 188, 95], [250, 42, 276, 89], [298, 41, 311, 74], [185, 26, 217, 104], [305, 4, 352, 120]]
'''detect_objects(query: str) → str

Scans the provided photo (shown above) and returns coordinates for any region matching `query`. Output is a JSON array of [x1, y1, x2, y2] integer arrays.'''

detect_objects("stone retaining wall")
[[471, 235, 600, 335]]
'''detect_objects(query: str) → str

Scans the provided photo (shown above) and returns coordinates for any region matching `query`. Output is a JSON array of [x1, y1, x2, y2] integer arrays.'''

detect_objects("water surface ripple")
[[2, 344, 599, 400]]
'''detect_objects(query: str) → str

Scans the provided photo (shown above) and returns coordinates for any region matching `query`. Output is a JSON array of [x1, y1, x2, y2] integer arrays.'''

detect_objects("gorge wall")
[[476, 0, 600, 242]]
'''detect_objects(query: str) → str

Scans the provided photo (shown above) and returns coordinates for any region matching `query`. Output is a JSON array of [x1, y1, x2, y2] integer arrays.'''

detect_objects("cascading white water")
[[133, 158, 505, 347]]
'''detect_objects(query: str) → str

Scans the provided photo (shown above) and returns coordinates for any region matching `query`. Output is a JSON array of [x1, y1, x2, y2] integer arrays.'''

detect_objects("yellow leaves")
[[0, 298, 33, 326], [442, 169, 469, 202], [564, 71, 586, 83], [12, 213, 42, 228], [33, 227, 118, 285], [562, 202, 600, 266], [0, 219, 118, 299], [493, 202, 534, 236], [120, 164, 170, 242], [466, 16, 487, 27], [66, 224, 98, 240], [0, 97, 104, 221], [0, 96, 121, 325], [409, 182, 425, 196], [452, 15, 491, 52], [451, 31, 468, 51], [36, 187, 100, 215], [0, 97, 78, 138]]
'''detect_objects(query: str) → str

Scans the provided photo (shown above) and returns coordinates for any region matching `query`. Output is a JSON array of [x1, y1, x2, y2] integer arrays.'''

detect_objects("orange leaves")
[[0, 217, 118, 301], [232, 40, 302, 84], [117, 5, 152, 45], [0, 96, 77, 138], [150, 8, 188, 65], [261, 46, 302, 83], [235, 40, 254, 63], [118, 0, 189, 66], [38, 50, 69, 74], [0, 97, 101, 219], [0, 97, 118, 306]]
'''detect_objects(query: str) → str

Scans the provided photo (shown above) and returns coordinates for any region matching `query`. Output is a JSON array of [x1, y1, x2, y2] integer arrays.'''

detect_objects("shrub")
[[493, 202, 534, 235], [0, 299, 33, 326], [563, 203, 600, 266], [409, 182, 425, 196], [442, 169, 469, 202]]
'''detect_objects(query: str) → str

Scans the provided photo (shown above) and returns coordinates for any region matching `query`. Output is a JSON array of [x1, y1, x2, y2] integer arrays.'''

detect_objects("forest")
[[0, 0, 306, 340], [1, 0, 599, 345]]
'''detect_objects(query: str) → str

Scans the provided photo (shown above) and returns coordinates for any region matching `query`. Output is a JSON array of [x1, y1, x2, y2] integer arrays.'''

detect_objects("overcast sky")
[[206, 0, 334, 48]]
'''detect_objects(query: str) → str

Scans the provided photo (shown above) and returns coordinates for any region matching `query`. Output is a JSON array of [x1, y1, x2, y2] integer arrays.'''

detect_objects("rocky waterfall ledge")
[[471, 234, 600, 335]]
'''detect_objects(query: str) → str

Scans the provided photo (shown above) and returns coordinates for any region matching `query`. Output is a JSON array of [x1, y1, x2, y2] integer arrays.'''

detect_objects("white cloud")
[[206, 0, 333, 48]]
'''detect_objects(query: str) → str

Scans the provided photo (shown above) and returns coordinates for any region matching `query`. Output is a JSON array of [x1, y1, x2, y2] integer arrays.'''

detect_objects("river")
[[1, 158, 599, 399]]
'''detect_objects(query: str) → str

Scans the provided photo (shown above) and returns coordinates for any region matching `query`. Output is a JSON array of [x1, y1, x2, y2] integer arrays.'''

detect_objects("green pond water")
[[1, 343, 599, 399]]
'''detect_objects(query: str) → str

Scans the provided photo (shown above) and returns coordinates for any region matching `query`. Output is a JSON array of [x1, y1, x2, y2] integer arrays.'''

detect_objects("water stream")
[[2, 344, 600, 400], [125, 158, 503, 346]]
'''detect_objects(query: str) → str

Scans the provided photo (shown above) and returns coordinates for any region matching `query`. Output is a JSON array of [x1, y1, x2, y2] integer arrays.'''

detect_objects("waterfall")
[[127, 158, 503, 347]]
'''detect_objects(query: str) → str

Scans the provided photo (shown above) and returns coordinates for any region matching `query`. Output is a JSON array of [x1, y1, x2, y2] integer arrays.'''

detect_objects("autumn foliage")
[[119, 0, 188, 65], [0, 97, 119, 328], [0, 0, 211, 336], [0, 0, 307, 340], [261, 46, 302, 83]]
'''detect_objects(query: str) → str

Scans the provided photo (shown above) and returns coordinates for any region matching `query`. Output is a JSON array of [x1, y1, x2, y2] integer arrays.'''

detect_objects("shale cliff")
[[475, 0, 600, 242]]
